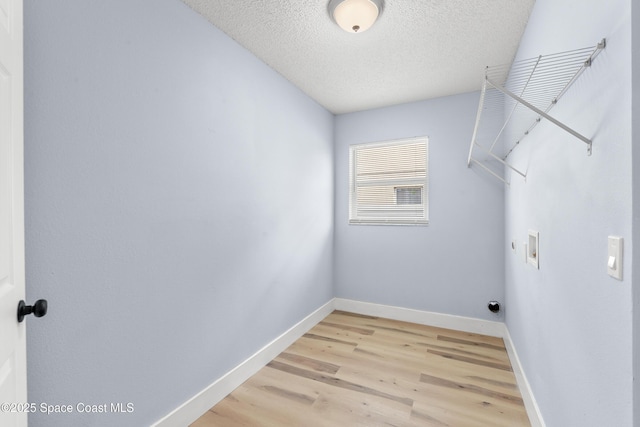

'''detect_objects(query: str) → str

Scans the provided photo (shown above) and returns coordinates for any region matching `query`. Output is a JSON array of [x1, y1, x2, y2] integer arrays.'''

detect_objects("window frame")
[[348, 136, 429, 226]]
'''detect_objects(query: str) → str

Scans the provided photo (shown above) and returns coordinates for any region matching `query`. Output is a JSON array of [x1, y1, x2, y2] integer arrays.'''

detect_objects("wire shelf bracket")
[[467, 39, 606, 185]]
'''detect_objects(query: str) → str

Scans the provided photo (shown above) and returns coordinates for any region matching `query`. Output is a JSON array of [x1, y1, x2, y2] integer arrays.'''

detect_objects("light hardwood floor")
[[191, 310, 531, 426]]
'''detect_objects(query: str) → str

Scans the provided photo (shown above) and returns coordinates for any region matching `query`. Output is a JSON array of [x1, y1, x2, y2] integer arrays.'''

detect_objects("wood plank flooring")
[[191, 311, 531, 426]]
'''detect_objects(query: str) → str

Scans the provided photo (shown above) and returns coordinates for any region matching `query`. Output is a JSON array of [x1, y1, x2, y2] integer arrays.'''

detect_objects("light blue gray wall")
[[504, 0, 633, 425], [23, 0, 334, 426], [632, 0, 640, 422], [334, 94, 506, 321]]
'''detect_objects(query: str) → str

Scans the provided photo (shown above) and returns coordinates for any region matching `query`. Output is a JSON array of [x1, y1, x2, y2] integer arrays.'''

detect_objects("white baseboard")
[[152, 297, 544, 427], [502, 327, 546, 427], [151, 299, 335, 427], [333, 298, 505, 337]]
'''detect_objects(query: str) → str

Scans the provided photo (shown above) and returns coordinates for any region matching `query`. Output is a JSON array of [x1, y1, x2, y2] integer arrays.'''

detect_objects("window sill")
[[348, 220, 429, 226]]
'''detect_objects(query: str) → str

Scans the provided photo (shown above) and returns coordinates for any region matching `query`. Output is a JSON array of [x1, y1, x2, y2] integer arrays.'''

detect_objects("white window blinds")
[[349, 137, 429, 225]]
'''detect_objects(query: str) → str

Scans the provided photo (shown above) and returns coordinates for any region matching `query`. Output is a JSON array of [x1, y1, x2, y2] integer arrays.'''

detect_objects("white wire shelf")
[[467, 39, 606, 185]]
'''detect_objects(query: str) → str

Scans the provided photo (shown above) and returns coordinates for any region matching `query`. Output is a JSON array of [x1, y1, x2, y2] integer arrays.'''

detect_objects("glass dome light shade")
[[332, 0, 380, 33]]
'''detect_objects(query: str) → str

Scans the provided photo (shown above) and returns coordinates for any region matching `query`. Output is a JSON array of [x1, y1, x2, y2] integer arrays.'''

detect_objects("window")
[[349, 137, 428, 225], [395, 186, 422, 205]]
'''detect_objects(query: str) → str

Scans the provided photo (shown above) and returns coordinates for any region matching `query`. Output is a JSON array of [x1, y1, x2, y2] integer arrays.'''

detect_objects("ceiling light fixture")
[[328, 0, 383, 34]]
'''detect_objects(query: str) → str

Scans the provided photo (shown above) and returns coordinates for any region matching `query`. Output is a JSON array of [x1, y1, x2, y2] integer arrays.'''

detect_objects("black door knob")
[[17, 299, 48, 323]]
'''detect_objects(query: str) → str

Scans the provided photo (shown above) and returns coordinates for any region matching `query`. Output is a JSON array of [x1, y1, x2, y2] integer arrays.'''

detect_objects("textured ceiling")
[[180, 0, 536, 114]]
